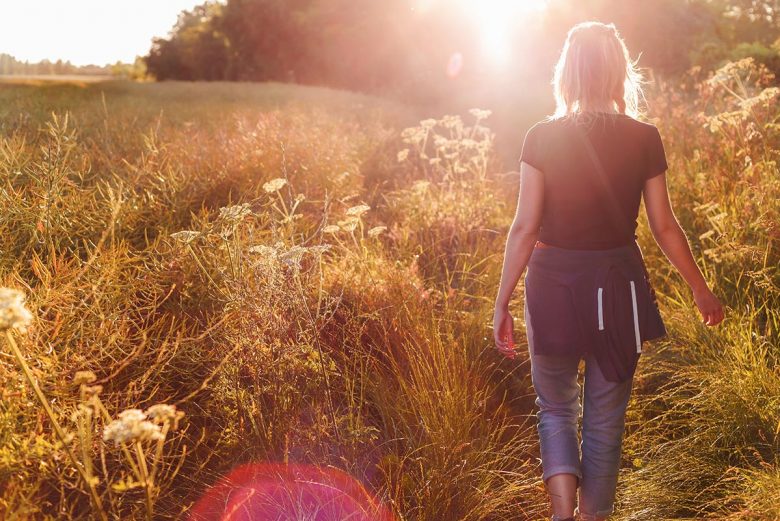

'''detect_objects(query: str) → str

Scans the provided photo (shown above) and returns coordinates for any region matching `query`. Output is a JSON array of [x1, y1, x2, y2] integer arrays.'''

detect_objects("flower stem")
[[4, 330, 108, 521]]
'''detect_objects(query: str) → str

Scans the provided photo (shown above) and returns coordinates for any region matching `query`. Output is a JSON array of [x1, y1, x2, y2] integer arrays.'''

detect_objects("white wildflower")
[[170, 231, 200, 245], [420, 118, 437, 129], [441, 115, 461, 129], [368, 226, 387, 237], [401, 127, 426, 145], [345, 204, 371, 217], [322, 225, 341, 234], [263, 178, 288, 193], [248, 244, 279, 257], [280, 245, 307, 269], [146, 404, 185, 428], [337, 217, 359, 232], [218, 203, 252, 223], [103, 408, 164, 445], [0, 288, 33, 333], [307, 245, 332, 255], [397, 149, 410, 162], [433, 135, 449, 148], [469, 108, 492, 120]]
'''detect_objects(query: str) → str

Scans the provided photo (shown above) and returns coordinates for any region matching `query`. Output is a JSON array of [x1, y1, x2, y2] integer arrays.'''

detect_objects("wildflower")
[[420, 118, 437, 129], [429, 158, 441, 165], [397, 149, 410, 162], [73, 371, 97, 385], [170, 231, 200, 244], [307, 244, 332, 255], [368, 226, 387, 237], [280, 245, 307, 269], [337, 217, 359, 232], [263, 178, 288, 193], [706, 57, 756, 87], [103, 409, 164, 445], [248, 244, 279, 257], [441, 115, 461, 129], [0, 288, 33, 333], [345, 204, 371, 217], [469, 108, 492, 120], [739, 87, 780, 112], [322, 225, 341, 234], [218, 203, 252, 223], [433, 135, 449, 148], [401, 127, 426, 145], [146, 404, 185, 428]]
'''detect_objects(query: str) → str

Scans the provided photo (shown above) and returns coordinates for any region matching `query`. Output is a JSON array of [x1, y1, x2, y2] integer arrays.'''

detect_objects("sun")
[[460, 0, 548, 64]]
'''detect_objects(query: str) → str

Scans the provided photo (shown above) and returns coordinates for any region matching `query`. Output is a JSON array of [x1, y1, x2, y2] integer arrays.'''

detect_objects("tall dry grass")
[[0, 67, 777, 520]]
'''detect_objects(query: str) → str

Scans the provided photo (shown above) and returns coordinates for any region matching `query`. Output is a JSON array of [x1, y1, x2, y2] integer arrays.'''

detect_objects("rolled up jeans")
[[526, 324, 634, 520]]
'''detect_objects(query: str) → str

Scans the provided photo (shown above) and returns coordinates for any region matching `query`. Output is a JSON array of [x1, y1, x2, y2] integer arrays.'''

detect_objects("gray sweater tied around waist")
[[523, 241, 667, 383]]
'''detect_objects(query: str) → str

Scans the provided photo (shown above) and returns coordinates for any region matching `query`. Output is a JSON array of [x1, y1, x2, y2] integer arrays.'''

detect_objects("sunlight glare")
[[462, 0, 548, 65]]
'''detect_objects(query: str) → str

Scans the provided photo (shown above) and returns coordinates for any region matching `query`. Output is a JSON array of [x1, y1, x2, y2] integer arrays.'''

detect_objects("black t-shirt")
[[519, 113, 668, 250]]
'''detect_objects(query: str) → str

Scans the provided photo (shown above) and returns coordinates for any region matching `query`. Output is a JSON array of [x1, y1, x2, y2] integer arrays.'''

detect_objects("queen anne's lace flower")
[[146, 404, 185, 428], [218, 203, 252, 223], [263, 178, 288, 193], [368, 226, 387, 237], [170, 231, 200, 244], [103, 409, 164, 445], [345, 204, 370, 217], [0, 288, 33, 332], [337, 217, 359, 232], [469, 108, 492, 120]]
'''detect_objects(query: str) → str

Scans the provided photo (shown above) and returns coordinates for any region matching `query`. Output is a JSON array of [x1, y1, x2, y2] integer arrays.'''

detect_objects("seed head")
[[103, 408, 164, 445], [263, 178, 288, 193], [0, 288, 33, 333]]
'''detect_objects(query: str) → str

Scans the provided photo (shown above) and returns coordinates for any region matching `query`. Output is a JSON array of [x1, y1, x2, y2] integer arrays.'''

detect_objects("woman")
[[492, 21, 725, 521]]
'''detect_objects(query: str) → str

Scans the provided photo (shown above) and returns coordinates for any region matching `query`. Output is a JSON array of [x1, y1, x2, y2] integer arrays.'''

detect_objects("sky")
[[0, 0, 206, 66]]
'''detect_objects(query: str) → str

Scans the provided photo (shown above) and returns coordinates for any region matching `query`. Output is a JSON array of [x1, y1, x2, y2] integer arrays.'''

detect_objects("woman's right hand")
[[693, 287, 725, 326], [493, 306, 517, 359]]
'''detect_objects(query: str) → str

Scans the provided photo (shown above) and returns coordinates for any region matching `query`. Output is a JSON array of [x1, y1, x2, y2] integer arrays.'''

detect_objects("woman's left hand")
[[493, 306, 517, 359]]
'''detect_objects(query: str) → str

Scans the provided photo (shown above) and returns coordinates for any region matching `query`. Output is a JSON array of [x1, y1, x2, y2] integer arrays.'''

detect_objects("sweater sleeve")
[[519, 122, 545, 171], [645, 126, 668, 180]]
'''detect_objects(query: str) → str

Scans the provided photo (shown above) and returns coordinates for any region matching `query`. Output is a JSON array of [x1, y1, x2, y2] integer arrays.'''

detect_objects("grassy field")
[[0, 65, 778, 520]]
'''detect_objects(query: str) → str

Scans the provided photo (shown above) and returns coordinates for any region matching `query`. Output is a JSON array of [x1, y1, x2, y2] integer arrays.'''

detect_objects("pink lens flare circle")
[[447, 52, 464, 77], [189, 462, 397, 521]]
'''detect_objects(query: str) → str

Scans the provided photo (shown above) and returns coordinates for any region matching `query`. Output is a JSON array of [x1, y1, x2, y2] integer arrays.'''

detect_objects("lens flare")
[[447, 52, 464, 77], [189, 462, 397, 521]]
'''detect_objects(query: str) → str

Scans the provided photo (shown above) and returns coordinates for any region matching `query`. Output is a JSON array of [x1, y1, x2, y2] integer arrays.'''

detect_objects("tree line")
[[0, 54, 113, 76], [144, 0, 780, 99]]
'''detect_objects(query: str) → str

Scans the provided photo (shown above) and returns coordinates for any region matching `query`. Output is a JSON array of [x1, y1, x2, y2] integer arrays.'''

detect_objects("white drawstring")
[[630, 280, 641, 353], [597, 287, 604, 330]]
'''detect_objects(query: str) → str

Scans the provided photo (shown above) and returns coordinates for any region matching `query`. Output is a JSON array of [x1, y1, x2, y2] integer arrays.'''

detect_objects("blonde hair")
[[552, 21, 644, 118]]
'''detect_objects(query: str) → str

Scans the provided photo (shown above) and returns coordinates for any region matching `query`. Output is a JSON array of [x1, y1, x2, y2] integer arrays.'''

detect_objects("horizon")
[[0, 0, 204, 67]]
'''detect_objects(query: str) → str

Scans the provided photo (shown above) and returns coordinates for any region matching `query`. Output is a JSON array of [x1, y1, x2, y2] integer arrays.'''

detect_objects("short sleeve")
[[645, 126, 668, 179], [519, 123, 545, 171]]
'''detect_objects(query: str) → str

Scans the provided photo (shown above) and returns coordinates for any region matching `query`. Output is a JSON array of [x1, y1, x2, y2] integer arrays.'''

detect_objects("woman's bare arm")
[[495, 161, 545, 309], [643, 173, 725, 326], [493, 161, 544, 357]]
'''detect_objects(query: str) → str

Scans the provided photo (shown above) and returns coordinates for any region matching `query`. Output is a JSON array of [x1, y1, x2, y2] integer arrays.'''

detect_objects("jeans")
[[527, 323, 634, 520]]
